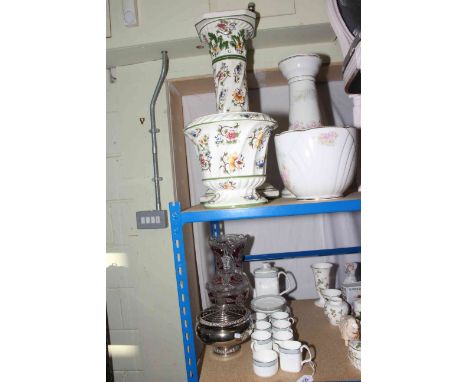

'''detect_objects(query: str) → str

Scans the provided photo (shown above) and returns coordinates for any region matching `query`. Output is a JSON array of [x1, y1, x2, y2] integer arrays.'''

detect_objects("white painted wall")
[[106, 0, 331, 49]]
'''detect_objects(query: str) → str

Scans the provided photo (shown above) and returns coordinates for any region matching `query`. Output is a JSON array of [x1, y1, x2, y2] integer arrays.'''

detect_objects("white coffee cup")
[[271, 319, 293, 334], [252, 312, 269, 323], [270, 311, 296, 325], [250, 330, 273, 351], [277, 340, 314, 373], [272, 330, 294, 351], [252, 349, 279, 378], [255, 320, 272, 331]]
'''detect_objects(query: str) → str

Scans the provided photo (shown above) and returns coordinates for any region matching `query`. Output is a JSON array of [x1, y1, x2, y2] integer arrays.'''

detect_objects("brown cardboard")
[[199, 299, 361, 382]]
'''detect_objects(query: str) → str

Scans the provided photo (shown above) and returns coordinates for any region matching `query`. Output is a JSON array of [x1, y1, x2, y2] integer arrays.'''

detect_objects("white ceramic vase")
[[326, 297, 350, 326], [322, 288, 342, 316], [310, 262, 333, 307], [278, 54, 323, 130], [186, 10, 278, 208]]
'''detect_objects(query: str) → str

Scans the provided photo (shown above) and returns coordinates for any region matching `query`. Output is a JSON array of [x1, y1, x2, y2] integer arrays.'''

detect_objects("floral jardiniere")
[[186, 10, 278, 208], [185, 112, 277, 208]]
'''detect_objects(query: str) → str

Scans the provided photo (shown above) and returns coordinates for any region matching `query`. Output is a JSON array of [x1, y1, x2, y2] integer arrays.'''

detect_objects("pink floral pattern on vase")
[[291, 120, 322, 130], [318, 131, 339, 146]]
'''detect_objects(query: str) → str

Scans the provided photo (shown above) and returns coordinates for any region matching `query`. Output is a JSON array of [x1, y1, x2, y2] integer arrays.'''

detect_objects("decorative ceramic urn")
[[185, 10, 278, 208], [275, 53, 357, 200]]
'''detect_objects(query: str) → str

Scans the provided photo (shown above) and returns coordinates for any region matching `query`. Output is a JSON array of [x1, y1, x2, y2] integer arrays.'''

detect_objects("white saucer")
[[251, 295, 287, 314]]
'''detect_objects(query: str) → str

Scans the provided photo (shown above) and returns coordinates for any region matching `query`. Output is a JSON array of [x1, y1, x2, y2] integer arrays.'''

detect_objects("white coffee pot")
[[253, 263, 293, 297]]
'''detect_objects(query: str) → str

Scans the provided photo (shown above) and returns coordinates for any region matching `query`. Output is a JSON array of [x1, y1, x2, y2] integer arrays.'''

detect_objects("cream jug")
[[253, 263, 293, 297]]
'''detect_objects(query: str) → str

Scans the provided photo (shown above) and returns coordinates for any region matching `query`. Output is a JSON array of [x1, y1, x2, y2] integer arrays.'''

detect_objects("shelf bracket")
[[169, 201, 198, 382]]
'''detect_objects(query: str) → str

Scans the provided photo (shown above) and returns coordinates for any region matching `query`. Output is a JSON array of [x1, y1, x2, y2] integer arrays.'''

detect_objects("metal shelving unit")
[[169, 192, 361, 382]]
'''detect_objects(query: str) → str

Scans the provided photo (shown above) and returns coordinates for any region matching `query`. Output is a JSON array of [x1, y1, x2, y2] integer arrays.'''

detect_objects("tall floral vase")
[[196, 13, 254, 113], [185, 10, 278, 208], [278, 54, 323, 198], [311, 262, 333, 307]]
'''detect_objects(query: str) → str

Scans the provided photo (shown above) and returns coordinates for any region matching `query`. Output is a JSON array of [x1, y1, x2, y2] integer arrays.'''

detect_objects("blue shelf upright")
[[169, 193, 361, 382]]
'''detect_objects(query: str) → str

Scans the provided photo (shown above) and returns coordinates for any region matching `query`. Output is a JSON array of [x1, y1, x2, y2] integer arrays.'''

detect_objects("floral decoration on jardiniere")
[[230, 29, 246, 54], [220, 152, 245, 174], [244, 193, 260, 201], [232, 88, 246, 106], [189, 127, 201, 138], [256, 159, 265, 169], [215, 62, 231, 86], [218, 88, 227, 110], [199, 151, 213, 171], [207, 32, 229, 57], [216, 19, 237, 36], [215, 123, 240, 145], [198, 134, 210, 151], [220, 180, 236, 190], [248, 126, 269, 150], [234, 63, 243, 83]]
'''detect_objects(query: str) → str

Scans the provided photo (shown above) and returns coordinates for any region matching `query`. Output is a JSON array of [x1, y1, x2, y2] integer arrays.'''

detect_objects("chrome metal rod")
[[150, 51, 169, 211]]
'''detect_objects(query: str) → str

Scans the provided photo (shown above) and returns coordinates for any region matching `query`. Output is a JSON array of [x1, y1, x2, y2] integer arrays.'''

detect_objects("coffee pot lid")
[[254, 262, 277, 276]]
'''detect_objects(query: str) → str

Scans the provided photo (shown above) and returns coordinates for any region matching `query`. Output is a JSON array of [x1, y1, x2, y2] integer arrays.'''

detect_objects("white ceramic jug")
[[254, 263, 293, 297]]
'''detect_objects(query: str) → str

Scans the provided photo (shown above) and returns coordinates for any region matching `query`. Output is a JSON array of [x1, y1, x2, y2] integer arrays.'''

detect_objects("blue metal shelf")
[[168, 193, 361, 382]]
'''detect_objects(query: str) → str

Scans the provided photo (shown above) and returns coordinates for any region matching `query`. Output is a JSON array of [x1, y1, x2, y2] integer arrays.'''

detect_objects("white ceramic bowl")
[[275, 127, 357, 200]]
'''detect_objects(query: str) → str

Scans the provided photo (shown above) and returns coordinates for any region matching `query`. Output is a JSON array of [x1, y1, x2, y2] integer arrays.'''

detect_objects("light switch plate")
[[122, 0, 139, 27], [136, 210, 168, 229]]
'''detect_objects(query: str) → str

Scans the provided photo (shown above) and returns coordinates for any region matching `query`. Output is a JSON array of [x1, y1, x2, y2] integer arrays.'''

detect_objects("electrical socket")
[[136, 210, 168, 229]]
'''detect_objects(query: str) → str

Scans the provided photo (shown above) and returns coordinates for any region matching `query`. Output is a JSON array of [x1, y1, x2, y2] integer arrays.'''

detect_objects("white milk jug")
[[254, 263, 293, 297]]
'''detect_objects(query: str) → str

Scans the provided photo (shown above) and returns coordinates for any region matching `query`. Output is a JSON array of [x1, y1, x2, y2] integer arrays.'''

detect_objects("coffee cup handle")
[[250, 341, 257, 352], [300, 345, 314, 365], [278, 271, 294, 296]]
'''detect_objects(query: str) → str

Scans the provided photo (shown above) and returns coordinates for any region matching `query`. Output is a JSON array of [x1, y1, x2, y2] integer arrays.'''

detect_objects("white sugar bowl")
[[253, 263, 293, 297]]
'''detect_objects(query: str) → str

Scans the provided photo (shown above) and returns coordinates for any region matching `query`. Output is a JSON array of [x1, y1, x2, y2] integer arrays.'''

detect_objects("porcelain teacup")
[[255, 320, 272, 332], [276, 340, 314, 373], [271, 319, 293, 334], [252, 349, 279, 378], [272, 330, 294, 351], [250, 330, 273, 351]]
